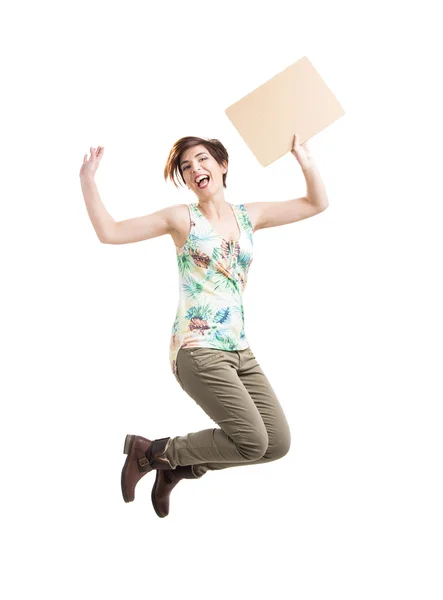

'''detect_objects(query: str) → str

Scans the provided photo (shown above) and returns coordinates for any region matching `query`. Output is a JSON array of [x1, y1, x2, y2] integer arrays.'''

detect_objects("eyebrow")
[[180, 152, 207, 167]]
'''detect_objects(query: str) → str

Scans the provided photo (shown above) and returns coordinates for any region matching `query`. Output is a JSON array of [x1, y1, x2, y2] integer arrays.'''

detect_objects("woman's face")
[[180, 144, 227, 196]]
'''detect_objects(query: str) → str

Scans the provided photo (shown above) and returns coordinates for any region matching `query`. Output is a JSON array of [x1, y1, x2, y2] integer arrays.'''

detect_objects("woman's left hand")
[[291, 132, 313, 170]]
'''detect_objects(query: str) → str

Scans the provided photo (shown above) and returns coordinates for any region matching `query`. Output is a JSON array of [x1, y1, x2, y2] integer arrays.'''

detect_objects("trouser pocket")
[[189, 348, 224, 371]]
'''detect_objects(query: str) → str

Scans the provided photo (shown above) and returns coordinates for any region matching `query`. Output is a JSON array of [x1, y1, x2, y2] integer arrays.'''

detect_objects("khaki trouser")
[[163, 347, 291, 478]]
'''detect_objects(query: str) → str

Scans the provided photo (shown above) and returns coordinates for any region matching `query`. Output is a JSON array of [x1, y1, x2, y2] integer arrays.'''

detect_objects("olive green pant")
[[162, 347, 291, 478]]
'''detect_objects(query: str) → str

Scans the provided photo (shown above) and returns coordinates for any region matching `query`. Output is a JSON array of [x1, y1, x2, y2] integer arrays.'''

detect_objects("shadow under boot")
[[151, 465, 199, 518]]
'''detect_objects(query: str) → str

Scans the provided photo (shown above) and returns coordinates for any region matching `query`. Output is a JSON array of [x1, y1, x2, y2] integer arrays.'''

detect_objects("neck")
[[196, 188, 227, 215]]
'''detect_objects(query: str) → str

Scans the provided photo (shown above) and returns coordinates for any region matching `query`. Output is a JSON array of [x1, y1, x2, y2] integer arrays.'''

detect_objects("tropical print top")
[[169, 202, 254, 376]]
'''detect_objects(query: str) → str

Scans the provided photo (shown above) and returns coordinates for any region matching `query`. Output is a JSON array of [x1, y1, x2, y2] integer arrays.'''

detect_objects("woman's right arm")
[[80, 146, 174, 245]]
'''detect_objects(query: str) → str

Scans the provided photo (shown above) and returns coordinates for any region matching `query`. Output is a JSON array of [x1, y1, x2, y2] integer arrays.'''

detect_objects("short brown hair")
[[164, 136, 229, 189]]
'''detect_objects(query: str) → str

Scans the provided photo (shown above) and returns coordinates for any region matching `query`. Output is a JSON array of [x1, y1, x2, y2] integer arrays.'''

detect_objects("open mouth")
[[196, 175, 210, 188]]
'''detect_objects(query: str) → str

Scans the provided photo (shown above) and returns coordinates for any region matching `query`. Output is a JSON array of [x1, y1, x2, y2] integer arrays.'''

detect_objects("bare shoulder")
[[168, 203, 192, 248], [241, 202, 261, 232], [167, 203, 190, 228]]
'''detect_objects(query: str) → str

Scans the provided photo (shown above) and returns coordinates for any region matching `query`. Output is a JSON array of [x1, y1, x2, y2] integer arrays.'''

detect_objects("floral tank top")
[[169, 202, 254, 376]]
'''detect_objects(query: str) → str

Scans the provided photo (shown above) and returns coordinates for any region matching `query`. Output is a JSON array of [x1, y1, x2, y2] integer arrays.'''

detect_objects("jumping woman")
[[79, 133, 329, 518]]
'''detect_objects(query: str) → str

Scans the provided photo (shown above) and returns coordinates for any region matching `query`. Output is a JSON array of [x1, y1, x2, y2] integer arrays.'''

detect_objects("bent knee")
[[277, 437, 291, 459], [268, 432, 291, 461], [237, 431, 269, 461]]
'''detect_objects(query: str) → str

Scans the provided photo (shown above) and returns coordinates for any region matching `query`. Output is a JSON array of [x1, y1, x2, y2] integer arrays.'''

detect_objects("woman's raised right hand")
[[80, 146, 104, 180]]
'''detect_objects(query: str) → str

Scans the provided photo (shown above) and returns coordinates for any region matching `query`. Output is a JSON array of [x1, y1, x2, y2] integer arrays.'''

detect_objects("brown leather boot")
[[151, 465, 198, 518], [121, 434, 172, 503]]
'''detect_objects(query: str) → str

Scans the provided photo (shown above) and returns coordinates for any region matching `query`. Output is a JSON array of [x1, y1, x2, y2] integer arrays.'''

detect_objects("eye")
[[182, 156, 207, 171]]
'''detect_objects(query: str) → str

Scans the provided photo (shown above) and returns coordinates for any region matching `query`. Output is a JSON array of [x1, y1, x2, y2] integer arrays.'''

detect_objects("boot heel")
[[123, 434, 134, 455]]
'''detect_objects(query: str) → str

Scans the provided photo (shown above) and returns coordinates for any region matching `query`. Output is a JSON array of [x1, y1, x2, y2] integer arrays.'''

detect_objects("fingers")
[[302, 141, 311, 155], [293, 133, 311, 152], [88, 146, 104, 158]]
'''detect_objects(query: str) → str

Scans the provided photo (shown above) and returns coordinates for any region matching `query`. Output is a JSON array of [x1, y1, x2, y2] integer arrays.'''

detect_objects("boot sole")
[[123, 434, 134, 455]]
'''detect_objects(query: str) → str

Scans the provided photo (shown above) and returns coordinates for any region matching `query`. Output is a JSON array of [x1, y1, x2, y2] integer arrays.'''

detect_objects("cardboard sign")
[[225, 56, 345, 166]]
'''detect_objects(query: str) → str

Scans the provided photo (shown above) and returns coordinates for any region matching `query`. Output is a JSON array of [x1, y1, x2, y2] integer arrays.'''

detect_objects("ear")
[[221, 160, 228, 174]]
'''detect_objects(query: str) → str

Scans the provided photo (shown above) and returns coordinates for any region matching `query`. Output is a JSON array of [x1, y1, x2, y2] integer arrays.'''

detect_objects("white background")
[[1, 1, 442, 598]]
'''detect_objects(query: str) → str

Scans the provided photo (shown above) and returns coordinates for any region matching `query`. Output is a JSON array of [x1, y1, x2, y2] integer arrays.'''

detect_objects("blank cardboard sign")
[[225, 56, 345, 167]]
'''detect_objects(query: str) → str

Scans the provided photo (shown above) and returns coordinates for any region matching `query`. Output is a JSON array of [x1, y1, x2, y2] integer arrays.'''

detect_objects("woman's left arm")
[[291, 133, 329, 211], [245, 133, 329, 232]]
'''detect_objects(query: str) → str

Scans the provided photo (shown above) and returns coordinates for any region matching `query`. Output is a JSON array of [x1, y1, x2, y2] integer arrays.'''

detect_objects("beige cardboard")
[[225, 56, 345, 166]]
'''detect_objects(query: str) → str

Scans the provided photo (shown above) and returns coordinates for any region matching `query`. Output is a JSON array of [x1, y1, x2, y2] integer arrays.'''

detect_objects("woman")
[[80, 133, 329, 518]]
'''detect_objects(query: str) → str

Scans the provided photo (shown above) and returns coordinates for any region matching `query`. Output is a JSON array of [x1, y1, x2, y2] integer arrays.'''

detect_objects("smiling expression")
[[180, 144, 227, 196]]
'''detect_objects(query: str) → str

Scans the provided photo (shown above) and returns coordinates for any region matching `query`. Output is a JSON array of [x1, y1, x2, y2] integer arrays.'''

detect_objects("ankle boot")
[[121, 434, 172, 503], [151, 465, 198, 518]]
